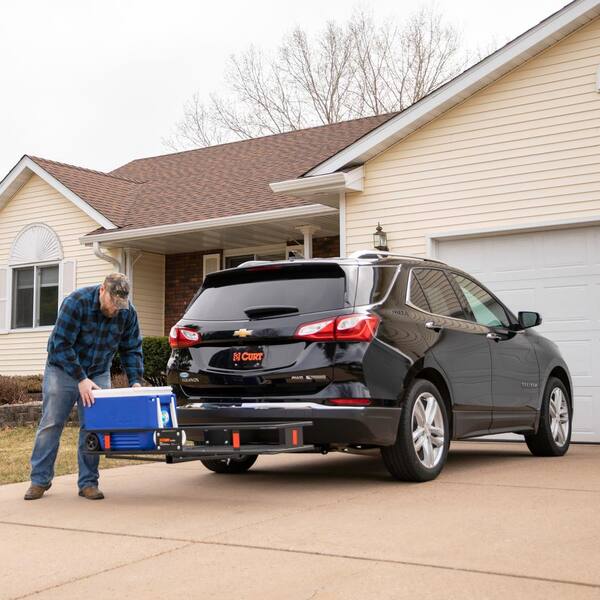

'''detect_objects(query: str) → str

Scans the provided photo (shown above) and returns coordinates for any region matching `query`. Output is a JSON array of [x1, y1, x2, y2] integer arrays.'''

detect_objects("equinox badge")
[[233, 328, 253, 338]]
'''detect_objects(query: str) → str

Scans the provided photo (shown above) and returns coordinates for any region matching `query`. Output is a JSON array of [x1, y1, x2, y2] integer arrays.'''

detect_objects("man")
[[25, 273, 143, 501]]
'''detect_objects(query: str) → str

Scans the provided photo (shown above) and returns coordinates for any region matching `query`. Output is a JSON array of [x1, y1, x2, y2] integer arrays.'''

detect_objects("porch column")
[[297, 225, 319, 259]]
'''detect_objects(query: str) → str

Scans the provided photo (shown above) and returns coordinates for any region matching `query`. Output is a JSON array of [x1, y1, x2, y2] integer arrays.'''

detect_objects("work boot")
[[78, 486, 104, 500], [24, 483, 52, 500]]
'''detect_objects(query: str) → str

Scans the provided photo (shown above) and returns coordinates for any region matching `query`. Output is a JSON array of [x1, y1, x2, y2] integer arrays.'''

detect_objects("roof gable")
[[305, 0, 600, 176], [0, 156, 118, 230]]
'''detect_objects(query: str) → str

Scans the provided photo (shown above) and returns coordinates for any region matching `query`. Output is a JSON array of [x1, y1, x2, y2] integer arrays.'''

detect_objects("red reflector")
[[329, 398, 372, 406], [292, 429, 299, 446], [232, 431, 241, 449], [169, 326, 201, 349], [104, 434, 111, 449]]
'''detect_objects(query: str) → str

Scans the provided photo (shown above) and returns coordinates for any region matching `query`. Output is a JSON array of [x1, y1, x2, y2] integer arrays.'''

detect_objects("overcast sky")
[[0, 0, 568, 176]]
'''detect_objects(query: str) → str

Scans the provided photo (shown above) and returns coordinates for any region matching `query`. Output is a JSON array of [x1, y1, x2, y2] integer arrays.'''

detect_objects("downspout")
[[93, 242, 122, 272]]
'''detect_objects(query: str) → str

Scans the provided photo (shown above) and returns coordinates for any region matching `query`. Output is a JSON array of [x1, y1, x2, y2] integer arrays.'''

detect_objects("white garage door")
[[436, 225, 600, 443]]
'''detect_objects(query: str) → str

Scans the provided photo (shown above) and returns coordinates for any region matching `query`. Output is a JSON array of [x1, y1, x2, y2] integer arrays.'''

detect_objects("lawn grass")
[[0, 426, 143, 485]]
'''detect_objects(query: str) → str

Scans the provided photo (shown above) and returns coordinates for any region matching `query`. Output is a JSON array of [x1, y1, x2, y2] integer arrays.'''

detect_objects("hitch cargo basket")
[[83, 421, 313, 463]]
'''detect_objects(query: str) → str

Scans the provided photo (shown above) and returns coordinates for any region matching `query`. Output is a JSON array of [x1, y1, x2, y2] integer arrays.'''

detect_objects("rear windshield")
[[185, 263, 351, 321]]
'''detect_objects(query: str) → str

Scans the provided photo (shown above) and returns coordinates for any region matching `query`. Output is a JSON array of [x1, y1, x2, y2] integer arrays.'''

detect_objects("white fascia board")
[[0, 156, 117, 230], [307, 0, 600, 176], [80, 203, 339, 245], [270, 166, 364, 196]]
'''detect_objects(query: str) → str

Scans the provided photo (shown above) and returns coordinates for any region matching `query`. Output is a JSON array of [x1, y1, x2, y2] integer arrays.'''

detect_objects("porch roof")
[[80, 204, 339, 254]]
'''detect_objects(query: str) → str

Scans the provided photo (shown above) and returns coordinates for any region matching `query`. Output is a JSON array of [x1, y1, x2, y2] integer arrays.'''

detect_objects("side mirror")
[[518, 311, 542, 329]]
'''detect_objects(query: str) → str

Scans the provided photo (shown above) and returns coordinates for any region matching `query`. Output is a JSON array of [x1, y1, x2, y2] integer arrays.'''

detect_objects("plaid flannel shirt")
[[47, 285, 143, 384]]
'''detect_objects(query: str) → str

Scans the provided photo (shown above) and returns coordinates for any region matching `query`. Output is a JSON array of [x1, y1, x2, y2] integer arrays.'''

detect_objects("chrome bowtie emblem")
[[233, 328, 253, 338]]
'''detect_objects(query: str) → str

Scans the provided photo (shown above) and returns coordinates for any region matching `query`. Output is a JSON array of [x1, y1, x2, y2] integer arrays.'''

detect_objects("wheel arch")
[[548, 365, 572, 404], [410, 366, 454, 439]]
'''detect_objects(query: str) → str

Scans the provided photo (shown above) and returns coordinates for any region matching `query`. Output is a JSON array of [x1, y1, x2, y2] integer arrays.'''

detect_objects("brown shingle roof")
[[31, 112, 397, 231]]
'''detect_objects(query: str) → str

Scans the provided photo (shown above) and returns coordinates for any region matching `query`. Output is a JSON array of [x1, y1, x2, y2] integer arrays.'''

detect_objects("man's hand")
[[131, 383, 142, 388], [79, 378, 100, 407]]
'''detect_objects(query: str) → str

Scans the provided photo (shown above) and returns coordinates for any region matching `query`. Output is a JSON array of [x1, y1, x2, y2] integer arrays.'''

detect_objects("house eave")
[[306, 0, 600, 176], [270, 167, 364, 206], [0, 156, 117, 230], [80, 203, 339, 245]]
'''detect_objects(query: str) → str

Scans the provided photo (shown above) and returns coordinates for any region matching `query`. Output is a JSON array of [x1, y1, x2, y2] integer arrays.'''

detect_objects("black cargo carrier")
[[83, 420, 313, 464]]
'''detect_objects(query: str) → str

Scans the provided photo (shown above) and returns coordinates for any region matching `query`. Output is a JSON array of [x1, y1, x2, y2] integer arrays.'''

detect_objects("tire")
[[85, 433, 100, 452], [200, 455, 258, 474], [381, 379, 450, 482], [525, 377, 571, 457]]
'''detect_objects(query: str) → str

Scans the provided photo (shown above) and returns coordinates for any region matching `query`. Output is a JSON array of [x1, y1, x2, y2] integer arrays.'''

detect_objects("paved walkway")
[[2, 441, 599, 599]]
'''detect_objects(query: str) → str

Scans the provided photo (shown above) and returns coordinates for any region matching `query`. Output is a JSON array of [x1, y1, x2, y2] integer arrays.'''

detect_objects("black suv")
[[167, 251, 572, 481]]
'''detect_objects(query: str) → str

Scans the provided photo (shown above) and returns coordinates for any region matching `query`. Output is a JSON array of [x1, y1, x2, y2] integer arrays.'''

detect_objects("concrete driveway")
[[1, 441, 599, 600]]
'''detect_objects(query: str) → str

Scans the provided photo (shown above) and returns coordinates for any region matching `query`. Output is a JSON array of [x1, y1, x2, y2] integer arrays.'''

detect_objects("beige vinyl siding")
[[132, 252, 165, 337], [0, 174, 119, 375], [345, 17, 600, 256]]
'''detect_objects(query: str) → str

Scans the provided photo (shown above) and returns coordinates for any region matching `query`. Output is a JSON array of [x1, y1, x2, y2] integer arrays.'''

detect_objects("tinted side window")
[[451, 274, 509, 327], [407, 275, 430, 312], [411, 269, 465, 319]]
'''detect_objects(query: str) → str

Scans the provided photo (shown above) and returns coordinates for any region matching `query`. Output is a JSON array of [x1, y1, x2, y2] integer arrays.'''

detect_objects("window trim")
[[406, 267, 496, 328], [9, 260, 61, 331]]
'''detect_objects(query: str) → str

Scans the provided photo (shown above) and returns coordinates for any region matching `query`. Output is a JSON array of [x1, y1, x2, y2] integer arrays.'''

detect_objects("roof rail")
[[236, 260, 273, 269], [348, 250, 445, 264]]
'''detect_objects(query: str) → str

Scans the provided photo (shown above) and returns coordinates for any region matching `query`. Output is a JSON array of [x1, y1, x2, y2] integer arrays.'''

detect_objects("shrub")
[[0, 376, 30, 405], [110, 336, 171, 387], [142, 337, 171, 386]]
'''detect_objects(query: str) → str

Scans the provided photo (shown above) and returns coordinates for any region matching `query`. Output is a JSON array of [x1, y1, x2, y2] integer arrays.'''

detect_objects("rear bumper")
[[177, 402, 401, 446]]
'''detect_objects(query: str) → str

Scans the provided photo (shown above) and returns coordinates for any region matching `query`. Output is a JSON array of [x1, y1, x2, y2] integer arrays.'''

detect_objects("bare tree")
[[166, 6, 466, 150]]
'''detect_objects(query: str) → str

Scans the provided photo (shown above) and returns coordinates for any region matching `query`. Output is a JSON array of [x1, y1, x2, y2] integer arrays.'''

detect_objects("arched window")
[[9, 224, 63, 329]]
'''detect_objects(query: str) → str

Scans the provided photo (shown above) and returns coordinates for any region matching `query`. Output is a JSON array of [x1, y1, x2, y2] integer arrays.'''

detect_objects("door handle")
[[486, 332, 502, 341], [425, 321, 443, 332]]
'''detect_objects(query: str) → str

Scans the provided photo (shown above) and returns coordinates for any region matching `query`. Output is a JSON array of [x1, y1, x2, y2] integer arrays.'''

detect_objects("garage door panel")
[[486, 235, 536, 272], [540, 229, 587, 268], [540, 283, 588, 323], [436, 224, 600, 442], [572, 391, 596, 438]]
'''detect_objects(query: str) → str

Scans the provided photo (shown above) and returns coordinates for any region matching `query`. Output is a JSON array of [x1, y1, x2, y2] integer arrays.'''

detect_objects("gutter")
[[93, 241, 122, 272], [269, 167, 364, 207]]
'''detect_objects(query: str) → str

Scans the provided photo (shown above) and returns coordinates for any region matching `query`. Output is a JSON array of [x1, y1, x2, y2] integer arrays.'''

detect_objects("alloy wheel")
[[411, 392, 445, 468], [549, 387, 569, 447]]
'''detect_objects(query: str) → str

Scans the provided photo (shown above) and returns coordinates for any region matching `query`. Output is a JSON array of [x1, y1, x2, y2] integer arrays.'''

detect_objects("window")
[[451, 274, 509, 328], [12, 264, 59, 328], [410, 269, 465, 320], [187, 263, 347, 321]]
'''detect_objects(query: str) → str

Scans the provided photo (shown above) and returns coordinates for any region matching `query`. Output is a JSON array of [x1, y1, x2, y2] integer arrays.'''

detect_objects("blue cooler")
[[82, 386, 177, 450]]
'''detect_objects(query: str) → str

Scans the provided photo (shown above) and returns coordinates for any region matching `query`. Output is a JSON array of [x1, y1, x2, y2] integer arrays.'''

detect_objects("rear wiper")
[[244, 305, 299, 319]]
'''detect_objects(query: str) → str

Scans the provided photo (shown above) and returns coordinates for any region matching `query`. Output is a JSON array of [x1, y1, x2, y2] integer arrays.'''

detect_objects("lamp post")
[[373, 223, 389, 251]]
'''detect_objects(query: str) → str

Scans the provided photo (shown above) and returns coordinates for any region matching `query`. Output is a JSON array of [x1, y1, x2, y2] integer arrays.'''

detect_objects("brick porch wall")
[[164, 237, 339, 330], [164, 249, 223, 332]]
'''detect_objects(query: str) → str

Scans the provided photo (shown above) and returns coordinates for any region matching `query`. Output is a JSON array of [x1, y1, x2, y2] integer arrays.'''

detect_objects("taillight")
[[335, 314, 380, 341], [294, 314, 379, 342], [169, 326, 201, 349], [294, 318, 335, 341], [329, 398, 372, 406]]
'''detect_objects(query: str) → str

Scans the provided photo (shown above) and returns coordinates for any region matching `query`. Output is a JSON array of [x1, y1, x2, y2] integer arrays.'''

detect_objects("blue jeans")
[[30, 364, 111, 490]]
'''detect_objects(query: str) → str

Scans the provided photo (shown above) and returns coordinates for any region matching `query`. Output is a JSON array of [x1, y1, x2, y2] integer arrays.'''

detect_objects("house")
[[1, 0, 599, 441]]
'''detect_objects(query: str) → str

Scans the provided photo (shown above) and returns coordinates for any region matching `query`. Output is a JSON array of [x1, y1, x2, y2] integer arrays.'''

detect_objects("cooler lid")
[[92, 386, 173, 398]]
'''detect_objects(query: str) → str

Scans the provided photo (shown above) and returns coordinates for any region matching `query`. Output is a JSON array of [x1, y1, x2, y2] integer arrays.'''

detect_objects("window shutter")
[[202, 254, 220, 279], [0, 268, 9, 333], [61, 260, 77, 300]]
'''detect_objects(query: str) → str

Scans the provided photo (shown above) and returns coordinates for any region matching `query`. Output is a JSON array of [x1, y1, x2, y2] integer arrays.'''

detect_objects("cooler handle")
[[169, 396, 179, 428]]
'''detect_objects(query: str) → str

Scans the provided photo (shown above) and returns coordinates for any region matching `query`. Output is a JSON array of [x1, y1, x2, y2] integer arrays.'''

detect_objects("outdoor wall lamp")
[[373, 222, 389, 251]]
